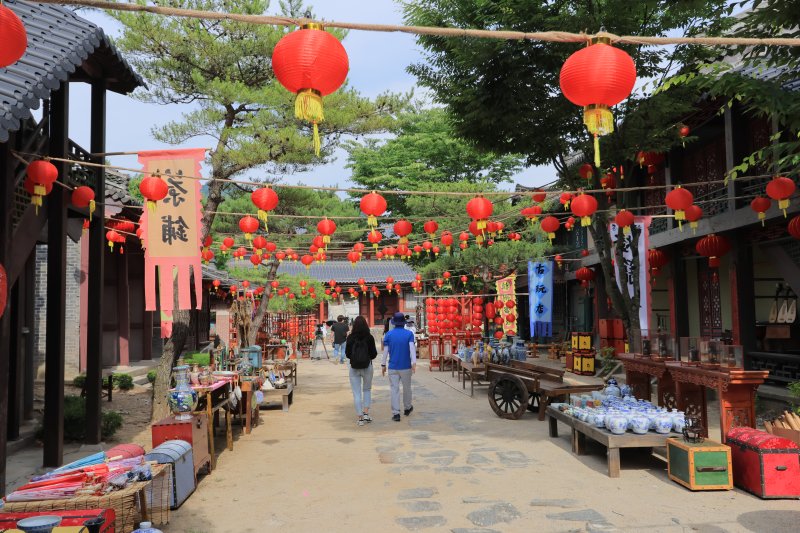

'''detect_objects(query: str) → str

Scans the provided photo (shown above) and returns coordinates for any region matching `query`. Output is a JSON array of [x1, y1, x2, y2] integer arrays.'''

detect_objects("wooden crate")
[[667, 438, 732, 491], [728, 427, 800, 499], [572, 351, 596, 376]]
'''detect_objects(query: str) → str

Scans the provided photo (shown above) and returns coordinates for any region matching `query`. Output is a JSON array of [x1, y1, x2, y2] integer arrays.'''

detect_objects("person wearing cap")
[[404, 315, 417, 337], [381, 312, 416, 421]]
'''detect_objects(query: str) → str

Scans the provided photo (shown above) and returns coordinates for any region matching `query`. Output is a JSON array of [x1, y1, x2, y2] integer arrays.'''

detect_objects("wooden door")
[[698, 261, 723, 338]]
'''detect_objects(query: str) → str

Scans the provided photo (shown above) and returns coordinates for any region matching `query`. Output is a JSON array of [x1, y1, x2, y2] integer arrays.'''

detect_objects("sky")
[[67, 1, 552, 192]]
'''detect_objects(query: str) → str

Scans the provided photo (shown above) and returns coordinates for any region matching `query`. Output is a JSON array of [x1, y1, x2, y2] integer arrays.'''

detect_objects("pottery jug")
[[606, 413, 628, 435], [168, 365, 199, 420], [654, 412, 674, 434], [630, 414, 650, 434], [189, 364, 200, 386]]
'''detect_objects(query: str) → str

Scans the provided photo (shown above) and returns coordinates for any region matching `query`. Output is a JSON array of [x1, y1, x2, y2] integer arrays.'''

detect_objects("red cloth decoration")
[[0, 6, 27, 68]]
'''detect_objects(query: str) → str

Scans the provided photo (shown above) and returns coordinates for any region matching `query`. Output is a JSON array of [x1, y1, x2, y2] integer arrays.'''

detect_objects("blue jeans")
[[333, 343, 345, 362], [349, 363, 373, 415]]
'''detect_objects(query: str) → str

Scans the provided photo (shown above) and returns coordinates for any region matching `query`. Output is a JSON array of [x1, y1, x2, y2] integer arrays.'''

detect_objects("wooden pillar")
[[117, 252, 130, 366], [85, 81, 105, 444], [398, 291, 405, 313], [369, 292, 375, 327], [7, 273, 24, 440], [142, 307, 153, 361], [731, 241, 756, 353], [79, 234, 89, 371], [23, 255, 35, 421], [0, 144, 12, 495], [44, 84, 69, 466], [318, 300, 324, 323], [669, 253, 690, 340]]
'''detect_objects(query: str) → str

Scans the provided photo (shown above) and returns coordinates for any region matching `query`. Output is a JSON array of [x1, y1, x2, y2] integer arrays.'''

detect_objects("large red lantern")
[[360, 192, 387, 229], [532, 189, 547, 203], [579, 164, 594, 183], [423, 220, 438, 237], [301, 254, 314, 269], [223, 237, 235, 249], [347, 250, 360, 266], [615, 209, 635, 235], [272, 24, 349, 155], [540, 216, 560, 243], [0, 6, 27, 68], [521, 205, 542, 224], [766, 176, 795, 216], [252, 235, 268, 254], [238, 216, 259, 241], [393, 219, 412, 244], [788, 216, 800, 239], [685, 204, 703, 233], [750, 196, 772, 226], [571, 193, 598, 226], [317, 218, 337, 246], [71, 186, 96, 220], [648, 248, 669, 278], [441, 231, 454, 253], [139, 174, 169, 212], [695, 234, 731, 268], [559, 41, 636, 167], [368, 230, 382, 250], [559, 192, 573, 210], [575, 266, 596, 288], [250, 253, 262, 267], [27, 160, 58, 212], [466, 195, 493, 231], [665, 186, 694, 229], [251, 187, 279, 230]]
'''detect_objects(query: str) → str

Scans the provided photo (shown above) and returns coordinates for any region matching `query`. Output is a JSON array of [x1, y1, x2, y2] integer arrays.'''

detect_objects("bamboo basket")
[[1, 464, 170, 532]]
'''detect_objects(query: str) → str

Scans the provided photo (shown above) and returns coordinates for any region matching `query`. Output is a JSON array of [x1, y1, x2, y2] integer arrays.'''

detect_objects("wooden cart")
[[485, 362, 602, 420]]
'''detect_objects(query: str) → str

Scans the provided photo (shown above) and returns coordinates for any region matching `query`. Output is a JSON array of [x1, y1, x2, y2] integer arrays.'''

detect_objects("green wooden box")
[[667, 438, 733, 491]]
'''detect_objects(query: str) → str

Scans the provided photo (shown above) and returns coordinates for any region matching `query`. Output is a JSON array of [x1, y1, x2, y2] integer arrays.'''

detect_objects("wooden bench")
[[459, 361, 489, 397], [261, 383, 294, 412], [509, 361, 600, 420]]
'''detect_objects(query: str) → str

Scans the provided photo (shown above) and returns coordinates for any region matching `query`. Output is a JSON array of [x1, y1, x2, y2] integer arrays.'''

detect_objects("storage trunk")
[[572, 351, 595, 376], [152, 414, 211, 477], [0, 509, 115, 532], [667, 438, 733, 490], [727, 427, 800, 499], [146, 440, 197, 509]]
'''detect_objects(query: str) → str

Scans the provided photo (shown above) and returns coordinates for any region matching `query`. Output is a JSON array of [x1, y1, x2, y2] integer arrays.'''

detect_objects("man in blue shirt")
[[381, 312, 416, 422]]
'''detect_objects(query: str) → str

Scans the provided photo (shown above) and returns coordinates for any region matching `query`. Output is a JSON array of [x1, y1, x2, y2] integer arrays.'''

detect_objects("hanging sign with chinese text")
[[528, 260, 553, 338], [609, 216, 652, 336], [139, 149, 206, 313], [495, 274, 517, 336]]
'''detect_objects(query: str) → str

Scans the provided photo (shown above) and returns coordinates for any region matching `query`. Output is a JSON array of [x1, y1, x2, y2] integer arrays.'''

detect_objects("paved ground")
[[165, 359, 800, 533]]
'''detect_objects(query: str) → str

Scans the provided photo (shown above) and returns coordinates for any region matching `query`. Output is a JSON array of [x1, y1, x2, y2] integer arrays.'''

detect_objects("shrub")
[[41, 396, 123, 441], [184, 353, 210, 366], [113, 373, 134, 390], [789, 381, 800, 415], [147, 370, 157, 385], [72, 374, 86, 388]]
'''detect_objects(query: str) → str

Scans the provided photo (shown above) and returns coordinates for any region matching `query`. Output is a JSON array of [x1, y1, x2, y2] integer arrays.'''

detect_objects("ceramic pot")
[[620, 384, 632, 397], [15, 516, 62, 533], [168, 365, 199, 420], [654, 412, 674, 434], [593, 411, 606, 428], [198, 368, 214, 386], [630, 415, 650, 434], [189, 364, 200, 386], [606, 413, 628, 435], [672, 411, 686, 433], [603, 378, 621, 398]]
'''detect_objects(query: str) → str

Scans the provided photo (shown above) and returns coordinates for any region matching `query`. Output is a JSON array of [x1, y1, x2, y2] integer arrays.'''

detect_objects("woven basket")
[[1, 464, 171, 532]]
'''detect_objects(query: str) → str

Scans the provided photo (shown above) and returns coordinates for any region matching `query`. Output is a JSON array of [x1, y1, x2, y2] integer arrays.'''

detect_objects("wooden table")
[[616, 354, 675, 407], [439, 353, 459, 377], [546, 406, 676, 478], [459, 360, 488, 397], [238, 378, 262, 434], [261, 383, 294, 411], [193, 380, 234, 470]]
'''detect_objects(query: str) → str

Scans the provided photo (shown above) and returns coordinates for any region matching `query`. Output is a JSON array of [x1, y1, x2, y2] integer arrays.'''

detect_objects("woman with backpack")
[[345, 316, 378, 426]]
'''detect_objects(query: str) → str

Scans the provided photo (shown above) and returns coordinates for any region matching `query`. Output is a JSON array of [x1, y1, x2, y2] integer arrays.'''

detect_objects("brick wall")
[[33, 239, 82, 379]]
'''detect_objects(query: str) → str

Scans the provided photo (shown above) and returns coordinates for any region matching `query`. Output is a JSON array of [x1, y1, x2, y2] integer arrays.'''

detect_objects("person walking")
[[345, 316, 378, 426], [381, 312, 416, 422], [330, 315, 349, 364]]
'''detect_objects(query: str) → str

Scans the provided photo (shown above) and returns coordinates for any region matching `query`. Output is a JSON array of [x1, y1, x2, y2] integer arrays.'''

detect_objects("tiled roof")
[[271, 260, 419, 284], [0, 0, 144, 141], [105, 170, 141, 206]]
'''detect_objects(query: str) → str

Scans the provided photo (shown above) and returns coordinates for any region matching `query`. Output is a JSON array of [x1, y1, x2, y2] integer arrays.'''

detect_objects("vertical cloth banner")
[[609, 216, 652, 337], [139, 149, 206, 314], [528, 260, 553, 338], [495, 274, 517, 336]]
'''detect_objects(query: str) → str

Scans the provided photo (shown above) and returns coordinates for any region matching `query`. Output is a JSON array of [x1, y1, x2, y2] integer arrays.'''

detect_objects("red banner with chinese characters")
[[495, 274, 517, 336], [139, 149, 206, 313]]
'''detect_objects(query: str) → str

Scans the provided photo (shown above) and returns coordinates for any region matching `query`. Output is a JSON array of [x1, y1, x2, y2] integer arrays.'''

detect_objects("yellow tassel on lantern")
[[547, 232, 555, 243], [779, 199, 789, 217], [367, 215, 377, 228], [88, 199, 96, 221], [295, 89, 324, 157], [581, 216, 592, 227], [584, 105, 614, 167], [108, 241, 114, 252], [758, 212, 766, 226], [147, 199, 159, 213], [257, 209, 269, 232], [478, 220, 487, 231], [622, 226, 631, 235], [690, 221, 699, 233]]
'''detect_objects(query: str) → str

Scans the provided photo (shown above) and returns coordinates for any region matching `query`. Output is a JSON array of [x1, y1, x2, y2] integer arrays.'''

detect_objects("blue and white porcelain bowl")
[[15, 516, 62, 533]]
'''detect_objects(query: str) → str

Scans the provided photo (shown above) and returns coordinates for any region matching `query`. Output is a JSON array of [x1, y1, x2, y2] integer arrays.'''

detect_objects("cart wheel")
[[488, 374, 529, 420], [528, 392, 540, 412]]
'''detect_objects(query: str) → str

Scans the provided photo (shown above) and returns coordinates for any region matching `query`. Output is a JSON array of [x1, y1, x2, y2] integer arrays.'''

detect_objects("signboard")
[[139, 149, 206, 313], [528, 260, 553, 338], [495, 274, 518, 336], [609, 216, 652, 337]]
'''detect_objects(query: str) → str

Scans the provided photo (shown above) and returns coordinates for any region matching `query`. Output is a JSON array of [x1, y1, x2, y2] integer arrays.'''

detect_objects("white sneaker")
[[357, 418, 365, 427]]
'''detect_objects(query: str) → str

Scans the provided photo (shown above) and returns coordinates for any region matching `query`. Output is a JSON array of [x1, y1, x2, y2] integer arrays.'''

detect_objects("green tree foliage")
[[227, 268, 327, 313]]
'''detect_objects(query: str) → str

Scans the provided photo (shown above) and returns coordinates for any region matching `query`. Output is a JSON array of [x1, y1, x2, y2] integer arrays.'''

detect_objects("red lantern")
[[223, 237, 235, 249], [494, 330, 504, 340], [579, 164, 594, 182], [423, 220, 438, 237], [571, 193, 598, 227], [301, 254, 314, 269], [766, 176, 795, 216], [27, 160, 58, 212], [485, 302, 496, 319], [353, 242, 365, 256], [71, 186, 96, 220], [393, 219, 412, 244], [251, 187, 279, 230], [239, 216, 259, 241], [139, 174, 169, 212], [275, 251, 286, 262], [0, 5, 27, 68], [560, 41, 636, 166], [441, 232, 454, 253], [367, 229, 382, 250], [575, 266, 596, 288], [521, 205, 542, 224], [559, 192, 573, 210], [317, 218, 337, 246], [615, 209, 635, 234], [505, 313, 516, 323], [685, 204, 703, 233], [360, 192, 387, 229], [788, 216, 800, 239], [505, 300, 516, 309], [532, 189, 547, 203], [648, 248, 669, 278], [750, 196, 772, 226], [695, 234, 731, 268], [272, 25, 349, 155], [347, 251, 360, 266], [540, 216, 560, 243], [105, 230, 121, 252], [252, 235, 268, 254], [581, 249, 589, 257], [665, 186, 694, 229], [555, 254, 563, 268], [466, 195, 493, 231], [679, 125, 691, 138], [202, 249, 215, 264]]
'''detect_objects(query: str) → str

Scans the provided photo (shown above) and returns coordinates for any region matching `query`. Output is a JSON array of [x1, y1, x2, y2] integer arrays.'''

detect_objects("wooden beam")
[[0, 142, 14, 495], [7, 273, 23, 441], [670, 253, 690, 339], [44, 85, 69, 467], [85, 80, 106, 444], [730, 241, 756, 355], [23, 255, 35, 421], [117, 251, 130, 366]]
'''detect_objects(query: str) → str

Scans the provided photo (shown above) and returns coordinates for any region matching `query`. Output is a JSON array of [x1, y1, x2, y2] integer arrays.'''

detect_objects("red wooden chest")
[[727, 426, 800, 499], [152, 414, 211, 477], [0, 508, 115, 532]]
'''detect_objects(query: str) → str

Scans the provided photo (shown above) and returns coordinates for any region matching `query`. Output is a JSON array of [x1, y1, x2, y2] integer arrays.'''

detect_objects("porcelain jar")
[[168, 365, 198, 420], [654, 412, 674, 434], [606, 413, 628, 435], [603, 378, 622, 398], [630, 414, 650, 434]]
